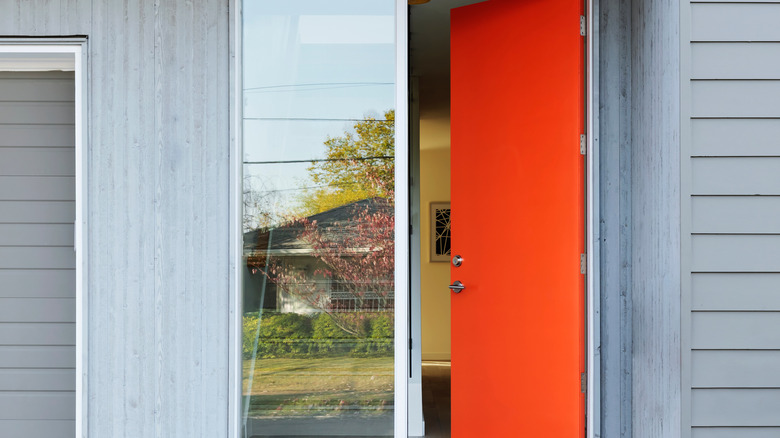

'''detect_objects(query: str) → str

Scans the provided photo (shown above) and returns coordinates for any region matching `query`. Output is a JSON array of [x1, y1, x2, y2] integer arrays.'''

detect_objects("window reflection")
[[241, 1, 395, 436]]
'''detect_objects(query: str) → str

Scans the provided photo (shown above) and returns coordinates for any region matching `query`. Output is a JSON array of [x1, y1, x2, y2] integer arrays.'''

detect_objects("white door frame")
[[228, 2, 410, 437], [0, 40, 89, 438]]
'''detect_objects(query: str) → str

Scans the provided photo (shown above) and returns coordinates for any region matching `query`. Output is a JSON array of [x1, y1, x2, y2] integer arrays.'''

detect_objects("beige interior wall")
[[419, 117, 451, 361]]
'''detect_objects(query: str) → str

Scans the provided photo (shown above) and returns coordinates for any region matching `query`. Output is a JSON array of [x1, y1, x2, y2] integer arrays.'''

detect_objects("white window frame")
[[228, 2, 410, 437], [0, 40, 89, 438]]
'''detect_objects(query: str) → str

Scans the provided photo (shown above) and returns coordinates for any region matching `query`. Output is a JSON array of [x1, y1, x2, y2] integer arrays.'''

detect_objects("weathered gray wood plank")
[[0, 346, 75, 368], [630, 0, 681, 436], [692, 388, 780, 426], [692, 119, 780, 157], [598, 0, 634, 435], [154, 0, 230, 434], [693, 312, 780, 349], [693, 273, 780, 310], [14, 0, 62, 35], [693, 350, 780, 388], [692, 3, 780, 42], [88, 0, 158, 435]]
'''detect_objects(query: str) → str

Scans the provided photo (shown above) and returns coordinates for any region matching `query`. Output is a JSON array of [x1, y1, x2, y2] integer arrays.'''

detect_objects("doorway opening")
[[408, 0, 590, 436], [408, 2, 486, 436], [0, 42, 87, 438]]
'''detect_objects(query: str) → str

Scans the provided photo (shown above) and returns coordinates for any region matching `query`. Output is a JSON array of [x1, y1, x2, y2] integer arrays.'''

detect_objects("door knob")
[[449, 280, 465, 293]]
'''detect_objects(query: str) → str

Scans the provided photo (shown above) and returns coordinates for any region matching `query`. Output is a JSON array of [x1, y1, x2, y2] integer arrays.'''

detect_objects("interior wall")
[[419, 119, 451, 361]]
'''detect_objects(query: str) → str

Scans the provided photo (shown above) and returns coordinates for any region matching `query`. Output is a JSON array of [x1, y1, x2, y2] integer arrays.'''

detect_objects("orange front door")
[[450, 0, 585, 436]]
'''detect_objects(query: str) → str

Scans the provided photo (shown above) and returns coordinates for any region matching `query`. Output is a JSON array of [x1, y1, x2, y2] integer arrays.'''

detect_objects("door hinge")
[[580, 253, 587, 275], [580, 134, 587, 155], [409, 338, 413, 350], [581, 372, 587, 393], [580, 16, 586, 36]]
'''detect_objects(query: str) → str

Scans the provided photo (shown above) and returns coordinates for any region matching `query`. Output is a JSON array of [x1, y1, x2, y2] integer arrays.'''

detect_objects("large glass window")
[[241, 1, 396, 436]]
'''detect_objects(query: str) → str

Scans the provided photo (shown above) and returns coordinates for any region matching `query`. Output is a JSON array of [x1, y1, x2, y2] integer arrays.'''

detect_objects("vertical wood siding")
[[599, 0, 682, 435], [682, 0, 780, 435], [0, 1, 230, 436]]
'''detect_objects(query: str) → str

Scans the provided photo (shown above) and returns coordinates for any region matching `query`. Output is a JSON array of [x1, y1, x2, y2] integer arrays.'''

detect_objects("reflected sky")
[[243, 0, 395, 220]]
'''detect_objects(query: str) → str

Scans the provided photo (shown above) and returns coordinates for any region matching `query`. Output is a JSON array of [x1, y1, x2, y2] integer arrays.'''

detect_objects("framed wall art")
[[430, 202, 451, 262]]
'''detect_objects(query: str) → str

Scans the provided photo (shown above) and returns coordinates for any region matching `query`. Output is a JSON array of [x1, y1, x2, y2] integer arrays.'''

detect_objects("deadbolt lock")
[[452, 255, 463, 267]]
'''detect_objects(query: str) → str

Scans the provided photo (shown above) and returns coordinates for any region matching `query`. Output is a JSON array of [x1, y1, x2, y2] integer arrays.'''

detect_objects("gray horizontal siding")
[[0, 393, 74, 420], [0, 149, 75, 176], [0, 369, 76, 391], [0, 271, 75, 298], [0, 176, 74, 201], [0, 102, 75, 125], [693, 312, 780, 349], [692, 3, 780, 41], [0, 201, 75, 224], [692, 428, 780, 438], [692, 158, 780, 195], [0, 323, 75, 346], [0, 70, 76, 436], [692, 81, 780, 118], [693, 273, 780, 310], [692, 197, 780, 233], [0, 78, 74, 102], [0, 126, 75, 147], [0, 247, 76, 269], [0, 420, 75, 438], [692, 389, 780, 426], [0, 299, 75, 323], [0, 224, 73, 246], [692, 235, 780, 272], [692, 43, 780, 80], [692, 350, 780, 387], [0, 346, 76, 368], [692, 119, 780, 156], [684, 1, 780, 435]]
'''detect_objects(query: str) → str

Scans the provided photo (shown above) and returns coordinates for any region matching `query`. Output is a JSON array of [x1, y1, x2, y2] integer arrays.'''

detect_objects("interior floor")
[[419, 361, 451, 438]]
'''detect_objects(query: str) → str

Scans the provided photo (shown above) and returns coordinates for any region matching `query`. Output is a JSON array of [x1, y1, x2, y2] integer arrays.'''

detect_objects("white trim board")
[[0, 41, 89, 438]]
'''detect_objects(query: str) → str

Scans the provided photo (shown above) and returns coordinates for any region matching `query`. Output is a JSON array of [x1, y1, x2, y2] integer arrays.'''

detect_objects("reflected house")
[[243, 197, 394, 316]]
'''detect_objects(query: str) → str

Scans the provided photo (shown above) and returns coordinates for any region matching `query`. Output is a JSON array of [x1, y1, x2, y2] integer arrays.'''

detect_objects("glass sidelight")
[[240, 1, 397, 436]]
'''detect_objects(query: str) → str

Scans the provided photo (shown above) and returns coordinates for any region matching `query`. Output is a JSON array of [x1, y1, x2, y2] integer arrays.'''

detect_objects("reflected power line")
[[245, 156, 393, 165], [244, 117, 392, 122]]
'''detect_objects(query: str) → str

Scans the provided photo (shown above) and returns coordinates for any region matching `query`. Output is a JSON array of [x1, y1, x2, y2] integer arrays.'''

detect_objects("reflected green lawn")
[[243, 357, 394, 418]]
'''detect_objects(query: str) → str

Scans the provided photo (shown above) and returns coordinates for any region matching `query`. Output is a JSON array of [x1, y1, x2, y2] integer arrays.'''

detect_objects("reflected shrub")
[[242, 311, 394, 359]]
